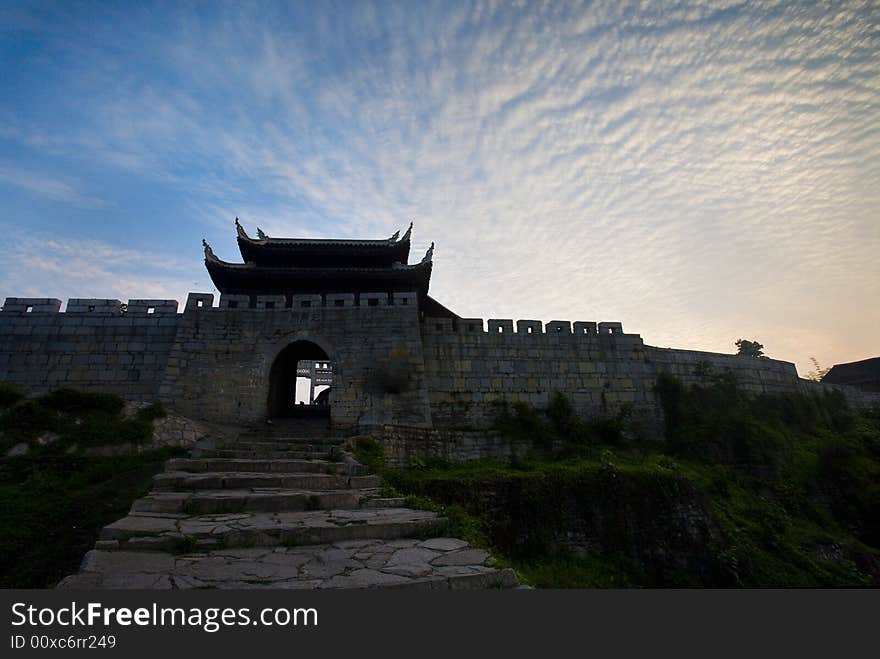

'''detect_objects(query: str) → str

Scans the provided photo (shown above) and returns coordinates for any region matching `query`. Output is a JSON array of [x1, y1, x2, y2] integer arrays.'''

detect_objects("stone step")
[[152, 472, 381, 491], [97, 509, 447, 551], [238, 430, 334, 442], [164, 457, 369, 476], [217, 440, 345, 452], [361, 497, 408, 509], [57, 539, 518, 590], [235, 435, 343, 444], [243, 421, 332, 437], [192, 448, 336, 461], [131, 489, 376, 515]]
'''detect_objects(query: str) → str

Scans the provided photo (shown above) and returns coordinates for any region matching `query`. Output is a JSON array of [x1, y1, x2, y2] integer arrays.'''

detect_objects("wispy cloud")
[[0, 225, 200, 307], [0, 165, 107, 208], [0, 0, 877, 374]]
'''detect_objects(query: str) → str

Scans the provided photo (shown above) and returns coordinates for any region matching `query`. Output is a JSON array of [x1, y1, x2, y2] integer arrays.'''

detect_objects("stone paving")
[[58, 539, 516, 589], [58, 424, 517, 589]]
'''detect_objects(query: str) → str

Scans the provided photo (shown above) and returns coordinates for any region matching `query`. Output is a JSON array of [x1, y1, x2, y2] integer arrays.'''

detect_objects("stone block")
[[598, 321, 623, 335], [291, 294, 322, 309], [546, 320, 572, 334], [219, 294, 250, 309], [126, 299, 179, 315], [573, 321, 598, 335], [66, 299, 123, 314], [255, 295, 285, 310], [2, 298, 62, 314], [392, 291, 417, 307], [516, 320, 542, 335], [325, 293, 355, 308], [359, 292, 388, 307], [458, 318, 484, 333], [185, 293, 214, 311], [487, 319, 514, 334]]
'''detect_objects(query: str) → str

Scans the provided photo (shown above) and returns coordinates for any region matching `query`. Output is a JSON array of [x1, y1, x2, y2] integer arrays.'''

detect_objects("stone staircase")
[[57, 424, 517, 589]]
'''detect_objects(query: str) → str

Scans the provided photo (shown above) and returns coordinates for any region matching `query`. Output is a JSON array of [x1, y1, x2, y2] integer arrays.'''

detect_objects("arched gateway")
[[267, 340, 333, 418], [197, 218, 441, 427]]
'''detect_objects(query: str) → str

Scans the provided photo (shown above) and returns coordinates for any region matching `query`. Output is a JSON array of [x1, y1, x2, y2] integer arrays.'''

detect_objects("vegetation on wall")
[[805, 357, 831, 382], [0, 385, 179, 587], [371, 374, 880, 588], [734, 339, 765, 358], [0, 385, 165, 455]]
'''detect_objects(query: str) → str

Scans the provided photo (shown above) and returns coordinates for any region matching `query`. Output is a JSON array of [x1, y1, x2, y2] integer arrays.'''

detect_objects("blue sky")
[[1, 0, 877, 375]]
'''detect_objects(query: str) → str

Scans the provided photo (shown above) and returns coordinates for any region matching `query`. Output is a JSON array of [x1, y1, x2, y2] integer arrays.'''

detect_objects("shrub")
[[42, 389, 124, 416], [0, 383, 26, 409], [350, 436, 385, 472]]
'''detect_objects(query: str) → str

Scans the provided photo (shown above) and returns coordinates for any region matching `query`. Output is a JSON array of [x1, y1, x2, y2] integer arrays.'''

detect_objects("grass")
[[0, 385, 179, 587], [0, 387, 167, 455], [0, 448, 183, 587], [372, 376, 880, 588]]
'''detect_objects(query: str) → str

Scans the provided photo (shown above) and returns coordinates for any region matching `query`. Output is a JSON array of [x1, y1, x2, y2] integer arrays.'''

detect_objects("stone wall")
[[421, 318, 661, 430], [363, 424, 532, 466], [646, 346, 800, 393], [798, 378, 880, 411], [0, 297, 180, 400], [158, 293, 432, 429], [3, 293, 873, 442], [420, 317, 810, 433]]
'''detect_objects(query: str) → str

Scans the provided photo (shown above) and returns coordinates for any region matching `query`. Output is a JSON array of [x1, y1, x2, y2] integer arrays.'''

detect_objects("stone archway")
[[266, 340, 333, 418]]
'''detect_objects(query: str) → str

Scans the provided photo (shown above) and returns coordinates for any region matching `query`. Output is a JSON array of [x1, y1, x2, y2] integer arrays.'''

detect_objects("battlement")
[[214, 291, 418, 310], [424, 317, 632, 337], [2, 297, 179, 315], [1, 292, 422, 314]]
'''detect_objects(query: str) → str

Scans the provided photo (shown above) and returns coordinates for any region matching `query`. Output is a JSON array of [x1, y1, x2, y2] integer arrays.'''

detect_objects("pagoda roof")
[[202, 237, 434, 298], [235, 218, 412, 266]]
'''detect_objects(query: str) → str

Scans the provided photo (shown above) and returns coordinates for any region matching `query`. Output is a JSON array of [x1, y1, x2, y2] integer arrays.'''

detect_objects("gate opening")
[[267, 341, 333, 418]]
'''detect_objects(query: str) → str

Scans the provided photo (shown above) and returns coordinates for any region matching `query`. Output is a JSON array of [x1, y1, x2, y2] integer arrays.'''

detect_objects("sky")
[[0, 0, 877, 376]]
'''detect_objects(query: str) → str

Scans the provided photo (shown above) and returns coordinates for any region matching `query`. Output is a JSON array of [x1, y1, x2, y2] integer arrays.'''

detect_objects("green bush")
[[0, 388, 166, 453], [0, 383, 26, 409], [495, 392, 632, 458], [350, 436, 385, 472], [0, 448, 184, 587], [42, 389, 124, 416], [385, 375, 880, 587]]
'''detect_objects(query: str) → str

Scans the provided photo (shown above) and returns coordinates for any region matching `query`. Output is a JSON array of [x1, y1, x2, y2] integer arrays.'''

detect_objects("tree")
[[805, 357, 830, 382], [735, 339, 765, 358]]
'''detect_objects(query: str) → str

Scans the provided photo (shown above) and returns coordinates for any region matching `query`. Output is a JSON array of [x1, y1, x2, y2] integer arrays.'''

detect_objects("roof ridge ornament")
[[421, 241, 434, 263], [235, 217, 250, 240], [402, 221, 413, 241], [388, 230, 400, 241], [202, 239, 218, 262], [257, 227, 268, 240]]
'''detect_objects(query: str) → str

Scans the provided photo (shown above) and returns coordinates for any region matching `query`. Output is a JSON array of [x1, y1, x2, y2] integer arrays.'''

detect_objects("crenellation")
[[291, 294, 322, 309], [546, 320, 572, 334], [458, 318, 484, 333], [360, 292, 388, 307], [126, 299, 179, 315], [516, 320, 543, 335], [487, 319, 514, 333], [573, 321, 598, 335], [67, 299, 124, 314], [393, 291, 417, 307], [325, 293, 355, 308], [185, 293, 214, 311], [2, 297, 63, 314], [219, 294, 249, 309], [255, 294, 285, 309], [598, 321, 623, 335]]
